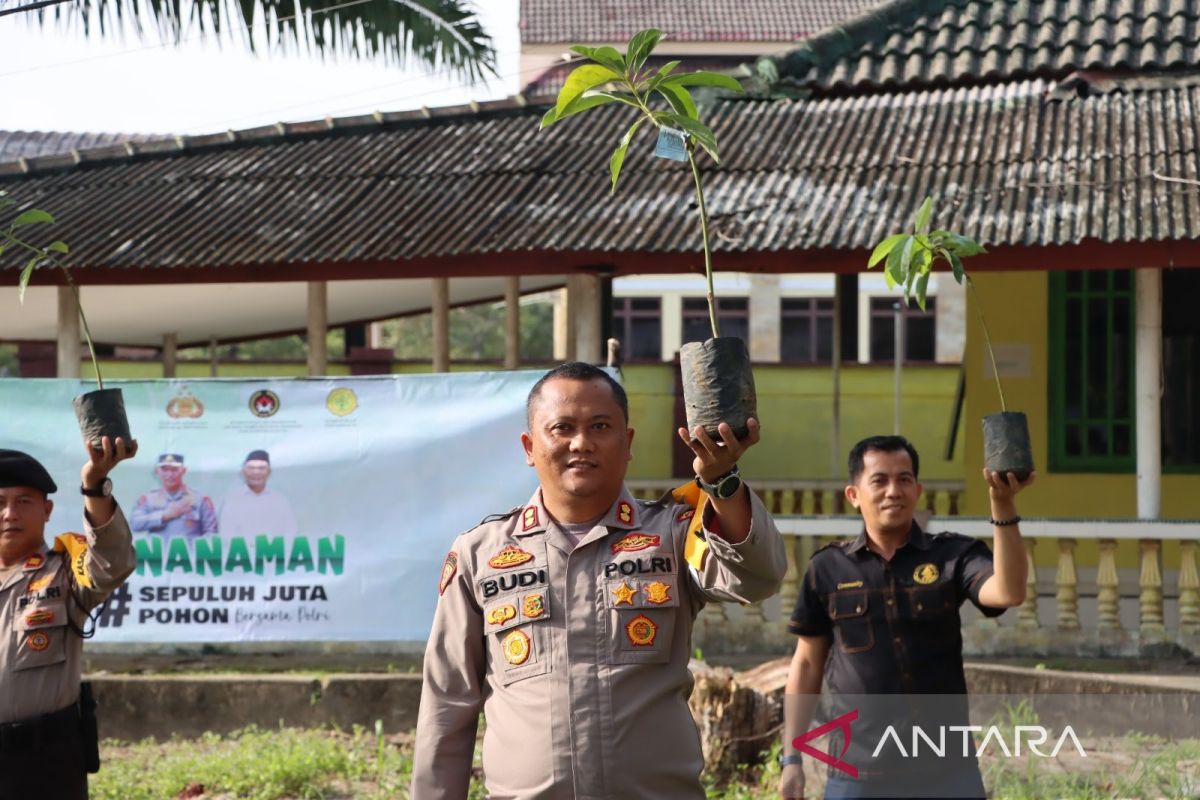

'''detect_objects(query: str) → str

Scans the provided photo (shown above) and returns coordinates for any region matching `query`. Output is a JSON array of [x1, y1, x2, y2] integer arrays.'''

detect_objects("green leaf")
[[17, 255, 39, 304], [570, 45, 625, 75], [898, 235, 915, 278], [540, 92, 617, 128], [914, 196, 933, 233], [657, 83, 697, 120], [914, 273, 930, 311], [948, 252, 966, 284], [662, 70, 744, 93], [656, 60, 682, 79], [868, 233, 907, 268], [609, 119, 646, 193], [946, 233, 987, 258], [556, 64, 622, 118], [625, 28, 662, 74], [884, 246, 903, 289], [47, 240, 69, 255], [12, 209, 54, 228], [590, 90, 642, 109], [658, 113, 718, 158]]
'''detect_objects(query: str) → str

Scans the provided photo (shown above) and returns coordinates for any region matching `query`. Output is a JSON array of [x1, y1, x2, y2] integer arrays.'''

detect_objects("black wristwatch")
[[80, 478, 113, 498], [780, 753, 803, 767], [695, 465, 742, 499]]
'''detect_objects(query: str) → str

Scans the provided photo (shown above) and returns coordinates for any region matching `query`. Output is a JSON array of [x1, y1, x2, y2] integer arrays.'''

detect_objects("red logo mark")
[[791, 709, 859, 777]]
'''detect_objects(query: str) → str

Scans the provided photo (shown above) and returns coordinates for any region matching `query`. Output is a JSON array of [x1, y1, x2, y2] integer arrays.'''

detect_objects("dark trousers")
[[0, 707, 88, 800], [825, 764, 987, 800]]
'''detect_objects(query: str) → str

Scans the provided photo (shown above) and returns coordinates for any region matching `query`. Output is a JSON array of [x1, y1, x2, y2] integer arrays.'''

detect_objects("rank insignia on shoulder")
[[22, 553, 44, 571], [522, 507, 539, 532], [489, 545, 534, 570], [523, 594, 546, 619], [611, 533, 659, 555], [612, 582, 638, 605], [644, 581, 672, 605], [26, 632, 50, 652], [914, 563, 940, 584], [438, 552, 458, 596], [487, 604, 517, 626], [676, 509, 695, 522], [502, 629, 531, 665], [617, 501, 634, 525], [625, 614, 657, 647]]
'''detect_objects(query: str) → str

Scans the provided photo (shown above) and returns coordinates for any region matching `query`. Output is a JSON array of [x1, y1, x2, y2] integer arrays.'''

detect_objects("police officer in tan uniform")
[[0, 437, 138, 800], [412, 362, 787, 799]]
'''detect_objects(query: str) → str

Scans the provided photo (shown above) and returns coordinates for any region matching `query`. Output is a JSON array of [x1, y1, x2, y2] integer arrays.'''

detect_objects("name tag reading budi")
[[654, 127, 688, 162]]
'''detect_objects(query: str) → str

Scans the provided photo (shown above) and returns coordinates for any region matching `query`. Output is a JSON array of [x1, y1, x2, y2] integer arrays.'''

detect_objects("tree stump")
[[687, 657, 789, 784]]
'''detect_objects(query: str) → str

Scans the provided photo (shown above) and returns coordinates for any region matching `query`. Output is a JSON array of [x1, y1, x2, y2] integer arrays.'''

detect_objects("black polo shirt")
[[788, 522, 1004, 695]]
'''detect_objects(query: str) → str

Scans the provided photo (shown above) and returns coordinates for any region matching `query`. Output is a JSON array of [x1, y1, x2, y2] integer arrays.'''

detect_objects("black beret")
[[244, 450, 270, 464], [0, 449, 57, 494]]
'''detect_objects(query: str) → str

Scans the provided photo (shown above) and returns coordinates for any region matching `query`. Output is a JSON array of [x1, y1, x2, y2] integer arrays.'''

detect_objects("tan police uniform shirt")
[[0, 507, 135, 724], [411, 485, 787, 800]]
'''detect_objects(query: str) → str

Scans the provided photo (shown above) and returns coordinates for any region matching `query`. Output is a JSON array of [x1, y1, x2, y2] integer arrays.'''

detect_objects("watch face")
[[715, 474, 742, 499]]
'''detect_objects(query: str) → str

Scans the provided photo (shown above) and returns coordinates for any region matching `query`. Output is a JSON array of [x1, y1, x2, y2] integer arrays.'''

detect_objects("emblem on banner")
[[523, 594, 546, 619], [165, 387, 205, 419], [625, 614, 657, 647], [487, 604, 517, 626], [438, 552, 458, 596], [26, 632, 50, 652], [489, 545, 534, 570], [913, 564, 940, 584], [612, 582, 637, 606], [502, 629, 531, 665], [326, 387, 358, 417], [617, 501, 634, 525], [22, 554, 44, 571], [644, 581, 672, 605], [249, 389, 281, 418], [24, 608, 55, 627], [522, 507, 539, 531], [611, 533, 659, 555]]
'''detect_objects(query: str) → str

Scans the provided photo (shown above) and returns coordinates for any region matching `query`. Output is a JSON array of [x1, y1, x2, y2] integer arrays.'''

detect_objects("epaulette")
[[813, 539, 854, 556], [475, 507, 522, 528]]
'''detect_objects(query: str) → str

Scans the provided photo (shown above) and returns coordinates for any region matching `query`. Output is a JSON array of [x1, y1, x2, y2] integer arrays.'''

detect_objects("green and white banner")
[[0, 373, 543, 642]]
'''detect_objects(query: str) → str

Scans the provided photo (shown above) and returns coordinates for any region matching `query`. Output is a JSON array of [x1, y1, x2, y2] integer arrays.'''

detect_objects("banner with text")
[[0, 373, 543, 642]]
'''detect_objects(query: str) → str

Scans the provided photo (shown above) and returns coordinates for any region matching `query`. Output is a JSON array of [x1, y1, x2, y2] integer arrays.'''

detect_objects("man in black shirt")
[[780, 435, 1033, 799]]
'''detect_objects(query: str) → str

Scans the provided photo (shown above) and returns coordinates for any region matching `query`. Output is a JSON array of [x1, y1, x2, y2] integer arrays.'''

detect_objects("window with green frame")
[[1048, 270, 1134, 472]]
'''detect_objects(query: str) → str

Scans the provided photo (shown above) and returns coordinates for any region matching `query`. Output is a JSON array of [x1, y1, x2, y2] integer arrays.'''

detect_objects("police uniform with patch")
[[0, 451, 136, 800], [412, 483, 786, 800], [129, 454, 218, 540], [789, 522, 1003, 695]]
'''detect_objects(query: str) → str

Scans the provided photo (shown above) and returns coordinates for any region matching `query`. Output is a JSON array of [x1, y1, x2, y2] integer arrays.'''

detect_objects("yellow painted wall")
[[962, 271, 1200, 519]]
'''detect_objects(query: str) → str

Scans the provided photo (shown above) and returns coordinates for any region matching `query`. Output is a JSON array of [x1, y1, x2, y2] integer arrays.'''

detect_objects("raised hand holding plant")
[[868, 196, 1032, 479], [540, 30, 758, 442]]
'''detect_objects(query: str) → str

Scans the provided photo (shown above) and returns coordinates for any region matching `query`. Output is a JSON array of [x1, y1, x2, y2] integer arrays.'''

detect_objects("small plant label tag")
[[654, 127, 688, 161]]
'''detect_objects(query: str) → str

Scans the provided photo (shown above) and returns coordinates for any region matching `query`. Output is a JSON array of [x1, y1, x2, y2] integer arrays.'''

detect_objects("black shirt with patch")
[[789, 522, 1003, 695]]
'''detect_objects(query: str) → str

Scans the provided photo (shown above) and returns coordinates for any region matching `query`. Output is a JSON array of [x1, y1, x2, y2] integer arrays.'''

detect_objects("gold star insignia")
[[645, 581, 671, 605], [612, 581, 638, 605]]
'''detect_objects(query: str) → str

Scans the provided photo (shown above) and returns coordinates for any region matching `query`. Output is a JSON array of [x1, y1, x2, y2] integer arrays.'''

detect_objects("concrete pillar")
[[570, 274, 603, 363], [552, 287, 572, 361], [748, 274, 781, 362], [504, 276, 520, 369], [307, 281, 328, 377], [162, 333, 177, 378], [857, 292, 873, 363], [831, 278, 842, 478], [1135, 268, 1162, 519], [934, 275, 967, 363], [432, 277, 450, 373], [209, 336, 219, 377], [660, 293, 683, 361], [56, 285, 81, 378]]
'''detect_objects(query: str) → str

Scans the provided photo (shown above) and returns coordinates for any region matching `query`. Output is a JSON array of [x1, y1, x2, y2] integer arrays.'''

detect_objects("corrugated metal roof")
[[0, 130, 171, 165], [519, 0, 882, 44], [1, 81, 1198, 277], [774, 0, 1200, 91]]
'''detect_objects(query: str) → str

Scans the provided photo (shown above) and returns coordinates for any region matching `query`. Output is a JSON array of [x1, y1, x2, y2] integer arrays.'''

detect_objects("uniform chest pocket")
[[828, 589, 873, 654], [604, 571, 680, 666], [12, 600, 69, 672], [484, 591, 552, 686], [905, 583, 956, 619]]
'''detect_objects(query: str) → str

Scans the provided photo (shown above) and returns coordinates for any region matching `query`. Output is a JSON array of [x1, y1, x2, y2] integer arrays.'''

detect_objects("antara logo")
[[872, 724, 1088, 759], [793, 710, 859, 777]]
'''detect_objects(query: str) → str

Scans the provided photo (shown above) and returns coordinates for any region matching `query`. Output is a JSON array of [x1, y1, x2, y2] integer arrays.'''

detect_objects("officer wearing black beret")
[[0, 437, 138, 800]]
